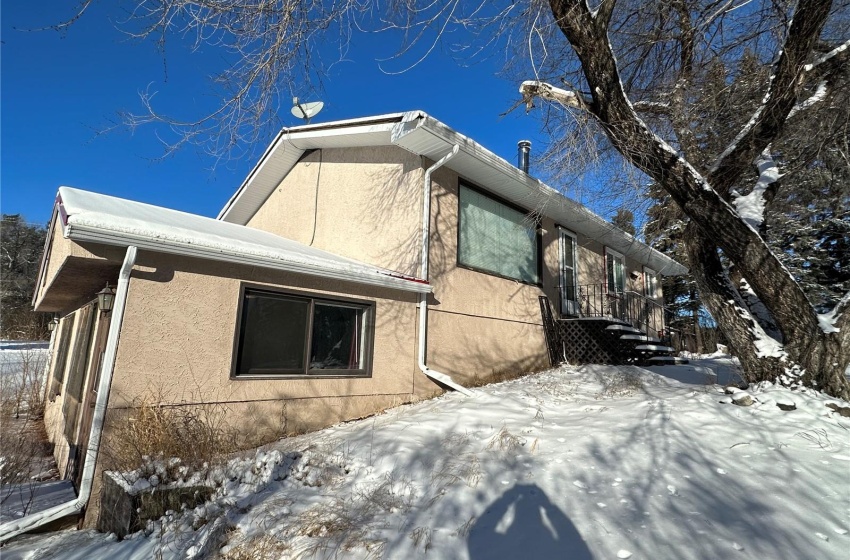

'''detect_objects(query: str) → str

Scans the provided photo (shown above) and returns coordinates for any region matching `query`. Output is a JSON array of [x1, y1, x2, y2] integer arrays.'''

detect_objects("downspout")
[[0, 246, 138, 543], [417, 145, 473, 397]]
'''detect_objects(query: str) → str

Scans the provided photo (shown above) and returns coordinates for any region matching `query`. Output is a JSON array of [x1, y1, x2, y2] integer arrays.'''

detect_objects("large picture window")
[[233, 288, 374, 378], [458, 183, 540, 284]]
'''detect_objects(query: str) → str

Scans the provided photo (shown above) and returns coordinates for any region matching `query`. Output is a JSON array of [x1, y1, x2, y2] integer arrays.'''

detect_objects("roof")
[[218, 111, 688, 276], [56, 187, 431, 294]]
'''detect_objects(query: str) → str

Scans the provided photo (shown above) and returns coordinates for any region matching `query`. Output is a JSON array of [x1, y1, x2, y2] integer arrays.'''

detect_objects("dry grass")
[[486, 425, 526, 452], [220, 532, 291, 560], [0, 347, 46, 420], [595, 368, 644, 398], [468, 365, 545, 389], [103, 392, 241, 483], [409, 526, 432, 552], [0, 346, 56, 515]]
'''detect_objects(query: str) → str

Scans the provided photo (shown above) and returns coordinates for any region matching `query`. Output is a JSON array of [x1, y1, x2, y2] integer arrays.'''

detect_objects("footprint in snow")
[[834, 528, 848, 535], [816, 532, 829, 541], [732, 542, 744, 551], [573, 480, 588, 490], [716, 468, 727, 475], [617, 550, 632, 559], [667, 485, 677, 496]]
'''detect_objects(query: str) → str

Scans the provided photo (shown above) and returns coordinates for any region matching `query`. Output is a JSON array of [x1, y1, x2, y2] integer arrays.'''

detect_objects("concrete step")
[[634, 344, 675, 353], [619, 334, 661, 343], [647, 356, 690, 365], [605, 324, 643, 334]]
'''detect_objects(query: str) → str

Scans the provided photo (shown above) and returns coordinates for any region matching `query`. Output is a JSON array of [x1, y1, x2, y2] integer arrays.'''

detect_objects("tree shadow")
[[468, 483, 593, 560]]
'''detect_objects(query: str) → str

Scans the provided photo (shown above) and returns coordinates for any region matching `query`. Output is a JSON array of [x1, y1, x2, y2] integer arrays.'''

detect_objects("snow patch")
[[732, 149, 779, 228]]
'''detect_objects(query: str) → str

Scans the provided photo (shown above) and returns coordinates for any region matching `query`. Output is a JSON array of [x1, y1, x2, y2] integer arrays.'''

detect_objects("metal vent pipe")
[[517, 140, 531, 173]]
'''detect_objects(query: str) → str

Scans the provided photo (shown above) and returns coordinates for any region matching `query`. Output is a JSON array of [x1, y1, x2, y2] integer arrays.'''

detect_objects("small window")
[[606, 249, 626, 293], [234, 288, 373, 378], [644, 268, 659, 299], [458, 183, 540, 284]]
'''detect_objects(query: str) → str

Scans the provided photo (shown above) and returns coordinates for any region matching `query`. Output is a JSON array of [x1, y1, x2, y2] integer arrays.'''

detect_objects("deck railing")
[[558, 284, 667, 339]]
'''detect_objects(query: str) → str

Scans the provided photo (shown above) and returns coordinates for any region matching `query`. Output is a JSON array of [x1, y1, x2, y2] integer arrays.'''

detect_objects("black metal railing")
[[557, 284, 667, 339]]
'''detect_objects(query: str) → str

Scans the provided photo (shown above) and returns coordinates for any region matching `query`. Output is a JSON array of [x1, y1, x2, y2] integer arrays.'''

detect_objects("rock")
[[732, 392, 754, 406], [826, 403, 850, 417], [776, 402, 796, 411]]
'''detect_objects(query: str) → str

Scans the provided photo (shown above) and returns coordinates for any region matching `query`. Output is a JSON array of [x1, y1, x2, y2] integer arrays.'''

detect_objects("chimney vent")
[[517, 140, 531, 174]]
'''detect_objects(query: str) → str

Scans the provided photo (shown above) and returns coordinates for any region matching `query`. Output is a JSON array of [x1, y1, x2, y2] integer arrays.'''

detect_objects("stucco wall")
[[246, 146, 425, 277], [423, 166, 557, 381], [107, 252, 421, 430], [34, 221, 97, 308]]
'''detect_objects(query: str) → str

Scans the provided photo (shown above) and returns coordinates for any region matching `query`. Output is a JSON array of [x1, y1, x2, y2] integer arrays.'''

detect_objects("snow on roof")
[[219, 111, 688, 277], [57, 187, 431, 294]]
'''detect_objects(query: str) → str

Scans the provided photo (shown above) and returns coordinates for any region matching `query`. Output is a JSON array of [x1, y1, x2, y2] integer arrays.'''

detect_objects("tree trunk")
[[544, 0, 850, 399]]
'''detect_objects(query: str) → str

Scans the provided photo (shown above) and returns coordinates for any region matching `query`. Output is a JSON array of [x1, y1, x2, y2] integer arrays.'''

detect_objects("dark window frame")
[[456, 180, 543, 286], [230, 284, 375, 380]]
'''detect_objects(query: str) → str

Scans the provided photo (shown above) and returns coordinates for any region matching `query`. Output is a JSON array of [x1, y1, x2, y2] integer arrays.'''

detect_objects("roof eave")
[[64, 222, 432, 294], [394, 115, 689, 277]]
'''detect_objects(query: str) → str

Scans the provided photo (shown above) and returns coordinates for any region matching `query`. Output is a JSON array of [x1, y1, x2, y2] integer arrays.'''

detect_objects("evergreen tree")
[[1, 215, 49, 340]]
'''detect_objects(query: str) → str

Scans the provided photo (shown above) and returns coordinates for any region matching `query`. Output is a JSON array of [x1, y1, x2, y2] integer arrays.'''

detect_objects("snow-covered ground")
[[3, 356, 849, 559], [0, 341, 49, 377]]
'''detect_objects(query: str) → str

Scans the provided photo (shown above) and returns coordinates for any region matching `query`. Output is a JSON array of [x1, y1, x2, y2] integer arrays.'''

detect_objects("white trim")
[[55, 187, 431, 296], [557, 227, 579, 316], [417, 145, 473, 397], [65, 223, 430, 295], [216, 111, 688, 277], [605, 247, 626, 293], [0, 247, 137, 543], [643, 266, 659, 299]]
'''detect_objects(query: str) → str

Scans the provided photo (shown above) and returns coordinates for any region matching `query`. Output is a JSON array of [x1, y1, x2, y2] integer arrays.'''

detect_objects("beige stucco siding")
[[246, 146, 425, 277], [108, 252, 420, 419], [423, 166, 555, 380], [426, 310, 548, 386]]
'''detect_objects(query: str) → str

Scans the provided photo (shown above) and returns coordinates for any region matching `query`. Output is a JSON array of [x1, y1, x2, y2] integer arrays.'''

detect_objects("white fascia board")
[[217, 128, 290, 222], [393, 115, 688, 277], [218, 117, 405, 223], [64, 224, 432, 294]]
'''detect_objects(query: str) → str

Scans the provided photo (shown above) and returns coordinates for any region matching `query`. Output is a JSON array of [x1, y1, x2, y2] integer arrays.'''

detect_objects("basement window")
[[458, 182, 540, 284], [233, 287, 374, 378]]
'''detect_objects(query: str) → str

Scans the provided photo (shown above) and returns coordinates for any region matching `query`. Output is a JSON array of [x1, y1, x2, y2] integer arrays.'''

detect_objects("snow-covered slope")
[[5, 357, 849, 559]]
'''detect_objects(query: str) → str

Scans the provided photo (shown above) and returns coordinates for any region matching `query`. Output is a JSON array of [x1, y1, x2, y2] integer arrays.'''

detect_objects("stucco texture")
[[423, 166, 555, 381], [108, 252, 420, 425], [246, 146, 425, 278], [34, 220, 125, 313]]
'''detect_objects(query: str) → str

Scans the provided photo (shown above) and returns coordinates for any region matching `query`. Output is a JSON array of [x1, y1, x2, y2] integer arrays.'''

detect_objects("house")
[[24, 110, 686, 532]]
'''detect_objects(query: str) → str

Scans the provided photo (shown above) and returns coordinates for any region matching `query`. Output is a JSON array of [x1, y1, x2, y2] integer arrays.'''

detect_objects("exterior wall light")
[[97, 284, 116, 313], [47, 317, 60, 332]]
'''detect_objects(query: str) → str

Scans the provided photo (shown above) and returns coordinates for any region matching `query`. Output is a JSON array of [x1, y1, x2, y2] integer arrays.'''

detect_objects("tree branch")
[[707, 0, 836, 197]]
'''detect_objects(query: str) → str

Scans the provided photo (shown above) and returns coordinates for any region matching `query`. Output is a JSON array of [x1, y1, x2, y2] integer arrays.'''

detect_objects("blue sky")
[[2, 2, 554, 226]]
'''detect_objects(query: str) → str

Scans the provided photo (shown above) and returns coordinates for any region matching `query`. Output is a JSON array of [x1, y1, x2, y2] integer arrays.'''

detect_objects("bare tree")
[[58, 0, 849, 397], [519, 0, 850, 398]]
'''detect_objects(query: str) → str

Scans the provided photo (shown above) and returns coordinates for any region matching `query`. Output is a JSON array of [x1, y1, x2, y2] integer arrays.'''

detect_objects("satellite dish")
[[291, 97, 324, 124]]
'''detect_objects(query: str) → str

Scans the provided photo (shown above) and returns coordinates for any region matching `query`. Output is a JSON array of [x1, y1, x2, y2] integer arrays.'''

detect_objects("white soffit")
[[218, 115, 406, 224], [58, 187, 431, 294]]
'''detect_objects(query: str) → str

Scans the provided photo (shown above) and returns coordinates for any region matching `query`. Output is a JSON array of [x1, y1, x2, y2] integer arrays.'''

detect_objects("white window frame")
[[605, 248, 626, 294], [644, 267, 659, 299], [558, 227, 579, 316]]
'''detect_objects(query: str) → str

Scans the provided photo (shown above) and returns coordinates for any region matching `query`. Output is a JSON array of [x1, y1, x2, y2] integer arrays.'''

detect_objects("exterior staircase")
[[539, 295, 689, 367]]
